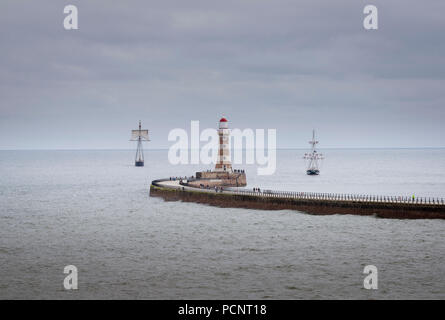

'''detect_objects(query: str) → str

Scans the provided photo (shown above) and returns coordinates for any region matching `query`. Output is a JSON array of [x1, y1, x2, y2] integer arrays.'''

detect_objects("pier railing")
[[152, 178, 445, 206], [231, 189, 445, 205]]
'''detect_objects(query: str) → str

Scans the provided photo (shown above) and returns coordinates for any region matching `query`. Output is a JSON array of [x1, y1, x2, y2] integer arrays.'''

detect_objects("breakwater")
[[150, 179, 445, 219]]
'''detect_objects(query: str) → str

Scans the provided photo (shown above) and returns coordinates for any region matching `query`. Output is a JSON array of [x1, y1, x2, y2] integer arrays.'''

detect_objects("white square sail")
[[131, 129, 149, 141]]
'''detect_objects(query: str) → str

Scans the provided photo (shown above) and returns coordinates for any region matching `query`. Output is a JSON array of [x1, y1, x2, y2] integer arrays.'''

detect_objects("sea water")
[[0, 149, 444, 299]]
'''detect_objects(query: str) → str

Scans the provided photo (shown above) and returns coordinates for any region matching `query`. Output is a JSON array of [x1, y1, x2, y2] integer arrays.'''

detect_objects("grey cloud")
[[0, 0, 444, 149]]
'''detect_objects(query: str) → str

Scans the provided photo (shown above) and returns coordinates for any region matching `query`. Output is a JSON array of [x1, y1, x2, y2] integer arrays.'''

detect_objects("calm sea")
[[0, 149, 444, 299]]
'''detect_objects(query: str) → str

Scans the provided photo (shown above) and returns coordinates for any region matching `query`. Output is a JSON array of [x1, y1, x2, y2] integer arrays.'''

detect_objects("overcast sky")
[[0, 0, 444, 149]]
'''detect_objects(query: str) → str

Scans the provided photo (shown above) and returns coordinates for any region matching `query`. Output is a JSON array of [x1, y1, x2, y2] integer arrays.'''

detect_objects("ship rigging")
[[130, 120, 150, 167], [303, 130, 324, 175]]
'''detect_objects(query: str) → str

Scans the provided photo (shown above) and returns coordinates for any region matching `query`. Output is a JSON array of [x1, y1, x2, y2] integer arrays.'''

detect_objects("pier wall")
[[188, 171, 247, 188], [150, 181, 445, 219]]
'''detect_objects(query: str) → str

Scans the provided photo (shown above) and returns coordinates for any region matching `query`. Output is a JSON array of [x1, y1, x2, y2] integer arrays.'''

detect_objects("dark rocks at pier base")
[[150, 185, 445, 220]]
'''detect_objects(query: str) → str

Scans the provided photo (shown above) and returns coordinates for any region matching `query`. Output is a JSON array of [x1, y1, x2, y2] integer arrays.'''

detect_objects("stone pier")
[[150, 178, 445, 220]]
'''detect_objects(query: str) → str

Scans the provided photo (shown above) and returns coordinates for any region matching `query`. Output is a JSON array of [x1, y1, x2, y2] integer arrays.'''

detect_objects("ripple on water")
[[0, 150, 444, 299]]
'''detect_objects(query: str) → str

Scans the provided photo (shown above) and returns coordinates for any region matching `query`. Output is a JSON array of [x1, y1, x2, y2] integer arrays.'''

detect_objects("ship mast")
[[130, 120, 150, 167], [136, 121, 143, 164], [303, 129, 323, 174]]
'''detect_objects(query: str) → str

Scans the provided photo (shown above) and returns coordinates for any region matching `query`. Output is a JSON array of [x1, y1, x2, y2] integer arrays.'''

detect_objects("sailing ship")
[[130, 120, 150, 167], [303, 130, 324, 175]]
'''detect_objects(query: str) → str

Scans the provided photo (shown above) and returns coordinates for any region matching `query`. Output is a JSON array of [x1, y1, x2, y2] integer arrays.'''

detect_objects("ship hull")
[[307, 169, 319, 175]]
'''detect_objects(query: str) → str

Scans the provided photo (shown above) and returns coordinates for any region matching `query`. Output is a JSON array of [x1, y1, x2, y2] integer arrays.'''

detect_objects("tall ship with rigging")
[[303, 130, 324, 175], [130, 120, 150, 167]]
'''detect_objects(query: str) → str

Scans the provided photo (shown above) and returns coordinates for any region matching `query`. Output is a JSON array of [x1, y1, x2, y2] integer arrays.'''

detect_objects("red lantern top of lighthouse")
[[219, 116, 228, 129]]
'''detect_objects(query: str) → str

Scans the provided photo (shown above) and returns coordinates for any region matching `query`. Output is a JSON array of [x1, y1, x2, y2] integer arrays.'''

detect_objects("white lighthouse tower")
[[192, 116, 246, 187], [215, 117, 232, 172]]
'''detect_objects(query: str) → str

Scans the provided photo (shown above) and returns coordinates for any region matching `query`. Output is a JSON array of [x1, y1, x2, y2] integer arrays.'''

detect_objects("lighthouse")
[[215, 117, 232, 172], [190, 116, 246, 187]]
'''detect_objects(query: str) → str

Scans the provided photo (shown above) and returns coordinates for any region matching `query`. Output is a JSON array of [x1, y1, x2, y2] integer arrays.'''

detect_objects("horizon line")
[[1, 146, 445, 151]]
